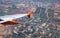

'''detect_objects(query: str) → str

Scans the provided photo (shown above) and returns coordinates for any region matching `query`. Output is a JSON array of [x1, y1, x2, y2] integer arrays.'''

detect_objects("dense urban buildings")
[[0, 0, 60, 38]]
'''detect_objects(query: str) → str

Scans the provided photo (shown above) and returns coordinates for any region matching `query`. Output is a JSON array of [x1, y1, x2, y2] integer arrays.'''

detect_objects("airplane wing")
[[0, 7, 36, 25], [0, 11, 33, 25], [0, 14, 27, 21]]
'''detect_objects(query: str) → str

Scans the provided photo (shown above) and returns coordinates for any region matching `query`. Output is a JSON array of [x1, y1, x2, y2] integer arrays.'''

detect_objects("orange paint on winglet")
[[26, 8, 36, 18], [27, 11, 32, 18]]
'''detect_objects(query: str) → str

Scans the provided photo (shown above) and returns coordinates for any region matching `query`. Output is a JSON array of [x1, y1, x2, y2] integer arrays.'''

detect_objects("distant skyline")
[[33, 0, 60, 3], [0, 0, 60, 4]]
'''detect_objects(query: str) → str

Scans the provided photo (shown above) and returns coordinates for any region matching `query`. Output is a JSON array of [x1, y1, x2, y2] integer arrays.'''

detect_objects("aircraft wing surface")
[[0, 9, 33, 25], [0, 14, 27, 23], [0, 14, 27, 20]]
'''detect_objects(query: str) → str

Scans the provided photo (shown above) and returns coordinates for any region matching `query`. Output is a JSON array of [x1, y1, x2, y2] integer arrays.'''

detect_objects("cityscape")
[[0, 0, 60, 38]]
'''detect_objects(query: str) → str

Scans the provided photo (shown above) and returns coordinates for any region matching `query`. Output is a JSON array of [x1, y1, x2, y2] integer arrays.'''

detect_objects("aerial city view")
[[0, 0, 60, 38]]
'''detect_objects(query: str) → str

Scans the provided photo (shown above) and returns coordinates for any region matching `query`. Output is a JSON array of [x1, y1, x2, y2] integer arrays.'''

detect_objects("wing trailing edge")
[[0, 20, 19, 25]]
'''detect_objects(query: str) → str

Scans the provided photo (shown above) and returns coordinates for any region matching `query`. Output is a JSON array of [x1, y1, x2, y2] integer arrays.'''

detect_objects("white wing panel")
[[0, 14, 27, 21]]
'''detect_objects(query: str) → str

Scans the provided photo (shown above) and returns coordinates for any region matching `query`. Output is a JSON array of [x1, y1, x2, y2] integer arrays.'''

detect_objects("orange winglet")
[[1, 20, 19, 25], [27, 11, 32, 18], [26, 8, 36, 18]]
